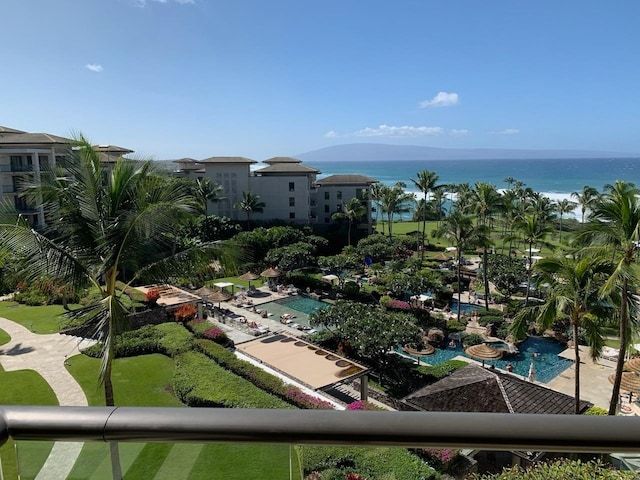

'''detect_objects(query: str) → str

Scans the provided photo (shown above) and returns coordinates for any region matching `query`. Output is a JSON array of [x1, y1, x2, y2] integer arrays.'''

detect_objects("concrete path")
[[0, 317, 95, 480]]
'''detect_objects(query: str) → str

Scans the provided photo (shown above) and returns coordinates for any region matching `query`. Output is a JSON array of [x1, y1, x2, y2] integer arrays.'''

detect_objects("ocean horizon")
[[309, 157, 640, 220]]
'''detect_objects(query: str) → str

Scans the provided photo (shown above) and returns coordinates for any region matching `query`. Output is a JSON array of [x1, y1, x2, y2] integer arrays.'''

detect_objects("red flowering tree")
[[174, 303, 198, 323], [145, 288, 161, 305]]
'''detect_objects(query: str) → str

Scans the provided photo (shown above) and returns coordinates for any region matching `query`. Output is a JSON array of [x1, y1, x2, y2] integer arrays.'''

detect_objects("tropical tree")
[[195, 177, 224, 215], [585, 180, 640, 415], [513, 213, 555, 305], [511, 254, 612, 414], [471, 182, 502, 230], [234, 191, 265, 229], [555, 198, 577, 244], [379, 182, 414, 239], [434, 211, 490, 321], [368, 182, 384, 234], [332, 197, 366, 246], [571, 185, 599, 224], [0, 134, 222, 479], [410, 169, 440, 260]]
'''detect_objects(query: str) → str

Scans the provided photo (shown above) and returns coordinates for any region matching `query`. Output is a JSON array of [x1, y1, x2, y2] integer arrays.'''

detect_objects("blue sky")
[[3, 0, 639, 160]]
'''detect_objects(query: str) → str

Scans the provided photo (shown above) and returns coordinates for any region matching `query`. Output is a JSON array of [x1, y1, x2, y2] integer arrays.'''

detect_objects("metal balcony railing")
[[2, 406, 640, 453]]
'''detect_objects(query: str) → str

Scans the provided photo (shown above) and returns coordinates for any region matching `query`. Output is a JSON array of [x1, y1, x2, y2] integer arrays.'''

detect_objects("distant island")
[[296, 143, 639, 163]]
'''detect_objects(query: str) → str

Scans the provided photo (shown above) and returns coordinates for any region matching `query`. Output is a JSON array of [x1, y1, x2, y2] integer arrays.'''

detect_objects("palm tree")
[[410, 169, 440, 260], [571, 185, 599, 224], [195, 177, 224, 215], [511, 254, 612, 413], [471, 182, 502, 227], [434, 210, 490, 322], [585, 180, 640, 415], [234, 191, 265, 230], [379, 182, 414, 239], [555, 198, 577, 244], [0, 134, 217, 479], [513, 214, 555, 305], [332, 197, 366, 246], [369, 182, 384, 234]]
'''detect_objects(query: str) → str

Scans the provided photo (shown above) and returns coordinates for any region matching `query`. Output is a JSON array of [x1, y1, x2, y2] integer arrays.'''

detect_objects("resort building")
[[174, 156, 377, 233], [0, 126, 135, 229]]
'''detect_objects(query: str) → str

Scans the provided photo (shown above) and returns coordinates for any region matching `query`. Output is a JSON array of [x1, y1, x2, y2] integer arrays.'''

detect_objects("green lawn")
[[0, 302, 70, 334], [0, 362, 59, 480], [0, 327, 10, 346], [67, 353, 300, 479]]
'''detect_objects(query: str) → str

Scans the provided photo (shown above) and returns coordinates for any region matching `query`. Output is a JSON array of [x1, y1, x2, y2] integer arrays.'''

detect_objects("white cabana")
[[322, 274, 339, 284], [213, 282, 235, 294], [445, 246, 457, 252]]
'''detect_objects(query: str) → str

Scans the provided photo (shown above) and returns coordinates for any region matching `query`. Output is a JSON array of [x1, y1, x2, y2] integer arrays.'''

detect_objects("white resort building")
[[0, 126, 377, 233]]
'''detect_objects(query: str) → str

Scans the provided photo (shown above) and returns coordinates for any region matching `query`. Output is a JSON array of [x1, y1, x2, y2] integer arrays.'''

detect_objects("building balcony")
[[0, 406, 638, 478], [9, 164, 34, 172]]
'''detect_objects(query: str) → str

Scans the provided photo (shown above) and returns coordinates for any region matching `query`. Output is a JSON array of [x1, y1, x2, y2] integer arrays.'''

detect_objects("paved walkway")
[[0, 317, 95, 480]]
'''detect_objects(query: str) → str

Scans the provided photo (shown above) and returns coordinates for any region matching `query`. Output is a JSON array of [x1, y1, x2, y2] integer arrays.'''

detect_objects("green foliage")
[[265, 241, 318, 271], [584, 406, 608, 415], [386, 271, 441, 298], [301, 445, 437, 480], [417, 359, 468, 380], [472, 459, 635, 479], [342, 280, 360, 295], [354, 234, 398, 262], [463, 333, 484, 346], [482, 253, 526, 298], [184, 215, 241, 242], [172, 351, 290, 408]]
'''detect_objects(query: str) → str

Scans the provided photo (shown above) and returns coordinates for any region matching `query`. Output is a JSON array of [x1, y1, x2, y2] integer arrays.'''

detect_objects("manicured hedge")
[[82, 323, 193, 359], [194, 339, 335, 410], [417, 359, 468, 381], [172, 351, 290, 409], [186, 319, 233, 347], [301, 445, 437, 480]]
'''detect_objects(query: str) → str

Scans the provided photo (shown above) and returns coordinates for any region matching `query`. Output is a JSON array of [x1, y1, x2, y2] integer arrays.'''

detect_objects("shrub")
[[346, 400, 385, 411], [471, 459, 636, 479], [342, 281, 360, 296], [145, 289, 161, 305], [194, 339, 334, 410], [462, 333, 484, 346], [174, 303, 198, 323], [417, 360, 468, 380], [172, 351, 290, 409], [378, 295, 392, 308], [414, 448, 461, 472], [387, 300, 411, 311], [584, 406, 608, 415]]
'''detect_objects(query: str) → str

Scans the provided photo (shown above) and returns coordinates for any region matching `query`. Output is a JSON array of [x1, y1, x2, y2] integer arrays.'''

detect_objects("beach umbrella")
[[261, 267, 282, 278], [624, 357, 640, 374], [207, 290, 232, 308], [609, 372, 640, 393], [194, 286, 216, 297], [238, 271, 261, 288], [527, 362, 536, 382], [465, 343, 503, 360]]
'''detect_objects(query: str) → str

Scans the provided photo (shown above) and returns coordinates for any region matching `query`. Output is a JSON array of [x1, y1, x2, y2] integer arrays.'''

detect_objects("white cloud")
[[489, 128, 520, 135], [351, 124, 444, 137], [85, 64, 104, 72], [449, 129, 470, 136], [419, 92, 459, 108], [324, 130, 337, 138]]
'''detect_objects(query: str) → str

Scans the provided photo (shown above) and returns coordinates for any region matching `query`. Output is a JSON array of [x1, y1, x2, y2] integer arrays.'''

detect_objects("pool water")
[[399, 337, 573, 383], [450, 301, 482, 313], [275, 295, 329, 315]]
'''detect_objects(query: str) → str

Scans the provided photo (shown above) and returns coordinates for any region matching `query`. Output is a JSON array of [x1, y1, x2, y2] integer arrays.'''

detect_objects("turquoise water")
[[450, 301, 482, 313], [400, 337, 572, 383], [275, 295, 329, 314]]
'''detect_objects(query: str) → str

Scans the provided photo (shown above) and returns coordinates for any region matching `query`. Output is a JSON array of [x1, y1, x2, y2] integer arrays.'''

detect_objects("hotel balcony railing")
[[1, 406, 640, 478], [8, 164, 34, 172]]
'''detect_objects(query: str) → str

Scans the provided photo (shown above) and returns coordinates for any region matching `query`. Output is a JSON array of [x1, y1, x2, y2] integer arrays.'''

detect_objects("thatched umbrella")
[[403, 343, 435, 356], [194, 286, 216, 297], [261, 267, 281, 278], [609, 372, 640, 393], [465, 343, 503, 360], [238, 271, 261, 288], [625, 357, 640, 374], [206, 290, 232, 308]]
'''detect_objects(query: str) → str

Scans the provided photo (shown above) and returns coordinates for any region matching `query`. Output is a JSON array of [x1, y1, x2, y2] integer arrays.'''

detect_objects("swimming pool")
[[450, 300, 482, 313], [399, 337, 573, 383], [274, 295, 329, 315]]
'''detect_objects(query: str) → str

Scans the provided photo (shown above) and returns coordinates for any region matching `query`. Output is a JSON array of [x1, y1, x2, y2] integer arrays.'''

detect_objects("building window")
[[337, 191, 342, 200], [289, 212, 295, 219], [324, 192, 330, 200], [289, 197, 295, 207], [289, 182, 295, 192], [324, 205, 329, 213]]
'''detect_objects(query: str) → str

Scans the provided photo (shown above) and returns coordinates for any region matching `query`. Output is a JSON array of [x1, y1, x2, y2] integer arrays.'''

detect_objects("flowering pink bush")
[[346, 400, 384, 411], [203, 327, 228, 344], [345, 473, 367, 480], [416, 448, 460, 470], [285, 388, 334, 410], [387, 300, 411, 310]]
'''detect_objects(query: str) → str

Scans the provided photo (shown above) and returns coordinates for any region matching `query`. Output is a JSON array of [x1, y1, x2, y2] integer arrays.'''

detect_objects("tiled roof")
[[263, 156, 302, 164], [254, 163, 320, 174], [0, 132, 73, 145], [93, 145, 134, 154], [401, 364, 591, 414], [315, 174, 378, 185], [0, 126, 26, 135]]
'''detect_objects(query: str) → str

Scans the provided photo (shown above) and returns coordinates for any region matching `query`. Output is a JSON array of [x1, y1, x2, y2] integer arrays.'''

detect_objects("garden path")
[[0, 317, 95, 479]]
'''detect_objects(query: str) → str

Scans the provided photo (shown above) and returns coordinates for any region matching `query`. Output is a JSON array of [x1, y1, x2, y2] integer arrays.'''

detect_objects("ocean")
[[310, 157, 640, 218]]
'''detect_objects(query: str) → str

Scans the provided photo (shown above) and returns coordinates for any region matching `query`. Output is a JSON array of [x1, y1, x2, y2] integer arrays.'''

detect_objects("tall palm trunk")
[[104, 361, 123, 479], [456, 252, 462, 322], [482, 247, 489, 311], [609, 277, 629, 415], [525, 243, 532, 306], [572, 320, 581, 414]]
